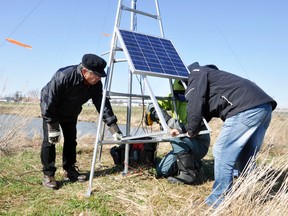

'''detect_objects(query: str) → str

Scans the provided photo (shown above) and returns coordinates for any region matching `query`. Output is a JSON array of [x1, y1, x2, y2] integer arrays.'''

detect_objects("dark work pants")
[[41, 119, 77, 176]]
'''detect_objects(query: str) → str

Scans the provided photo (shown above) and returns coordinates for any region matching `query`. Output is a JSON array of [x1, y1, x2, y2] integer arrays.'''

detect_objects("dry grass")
[[0, 102, 41, 155], [211, 155, 288, 215], [0, 102, 287, 215]]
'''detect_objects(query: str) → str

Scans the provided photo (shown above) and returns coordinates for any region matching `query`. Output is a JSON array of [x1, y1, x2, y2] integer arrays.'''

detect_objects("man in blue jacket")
[[146, 80, 210, 184], [170, 62, 277, 207], [40, 54, 122, 189]]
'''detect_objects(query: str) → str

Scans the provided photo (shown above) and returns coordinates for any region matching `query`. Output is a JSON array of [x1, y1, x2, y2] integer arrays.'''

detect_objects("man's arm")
[[40, 72, 64, 144], [185, 72, 208, 137], [92, 82, 122, 140], [41, 72, 63, 124]]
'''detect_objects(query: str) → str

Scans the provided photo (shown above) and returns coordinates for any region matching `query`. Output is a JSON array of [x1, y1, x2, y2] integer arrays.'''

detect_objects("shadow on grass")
[[202, 158, 215, 182], [42, 158, 216, 190], [89, 156, 216, 186], [257, 167, 288, 203]]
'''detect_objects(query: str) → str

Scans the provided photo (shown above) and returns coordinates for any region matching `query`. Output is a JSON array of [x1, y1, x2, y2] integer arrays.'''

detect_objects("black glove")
[[108, 123, 123, 141], [148, 104, 160, 121], [145, 103, 173, 126], [47, 122, 61, 144], [145, 104, 159, 126]]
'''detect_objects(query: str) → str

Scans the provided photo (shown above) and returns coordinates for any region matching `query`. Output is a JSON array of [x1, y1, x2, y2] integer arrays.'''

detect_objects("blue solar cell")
[[117, 28, 189, 79]]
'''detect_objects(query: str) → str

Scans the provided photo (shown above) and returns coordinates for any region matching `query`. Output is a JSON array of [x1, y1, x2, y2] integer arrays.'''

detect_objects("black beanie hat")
[[82, 54, 107, 77]]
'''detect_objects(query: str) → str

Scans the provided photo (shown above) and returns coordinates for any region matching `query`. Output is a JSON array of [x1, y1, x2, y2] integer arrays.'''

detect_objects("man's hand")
[[48, 122, 61, 144], [109, 124, 123, 141], [112, 131, 123, 141], [170, 128, 189, 138], [187, 131, 198, 138], [170, 128, 181, 137]]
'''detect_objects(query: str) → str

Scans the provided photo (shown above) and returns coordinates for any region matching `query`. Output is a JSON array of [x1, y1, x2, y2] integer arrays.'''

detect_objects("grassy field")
[[0, 102, 287, 215]]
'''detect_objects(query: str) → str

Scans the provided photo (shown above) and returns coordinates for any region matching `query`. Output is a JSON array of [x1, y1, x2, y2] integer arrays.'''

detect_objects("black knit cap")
[[82, 54, 107, 77]]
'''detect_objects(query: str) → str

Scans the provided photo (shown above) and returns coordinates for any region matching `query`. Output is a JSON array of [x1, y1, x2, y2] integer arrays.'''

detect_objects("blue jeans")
[[156, 134, 210, 177], [205, 103, 272, 207]]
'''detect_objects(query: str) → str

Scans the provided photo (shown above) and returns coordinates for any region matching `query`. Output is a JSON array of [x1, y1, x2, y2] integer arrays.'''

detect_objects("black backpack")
[[110, 142, 158, 167]]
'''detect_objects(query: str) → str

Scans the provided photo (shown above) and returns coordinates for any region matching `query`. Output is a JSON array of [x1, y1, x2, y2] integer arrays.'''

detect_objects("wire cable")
[[58, 0, 81, 68], [0, 0, 46, 48], [95, 0, 113, 52], [205, 7, 250, 79]]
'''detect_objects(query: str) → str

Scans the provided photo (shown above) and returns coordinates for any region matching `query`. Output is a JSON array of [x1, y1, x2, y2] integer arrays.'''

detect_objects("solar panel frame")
[[116, 28, 189, 80]]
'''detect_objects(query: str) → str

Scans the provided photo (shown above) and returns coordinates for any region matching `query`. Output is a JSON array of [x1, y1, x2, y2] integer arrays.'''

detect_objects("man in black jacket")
[[40, 53, 122, 189], [170, 62, 277, 207]]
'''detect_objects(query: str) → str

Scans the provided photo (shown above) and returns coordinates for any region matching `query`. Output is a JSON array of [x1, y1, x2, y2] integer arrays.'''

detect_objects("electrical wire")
[[95, 0, 113, 52], [58, 0, 81, 68], [0, 0, 46, 48], [205, 7, 250, 79]]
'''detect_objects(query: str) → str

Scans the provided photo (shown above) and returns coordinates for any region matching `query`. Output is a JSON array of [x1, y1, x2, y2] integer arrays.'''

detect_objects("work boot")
[[42, 175, 58, 189], [64, 166, 86, 182], [167, 152, 197, 184], [167, 171, 197, 184]]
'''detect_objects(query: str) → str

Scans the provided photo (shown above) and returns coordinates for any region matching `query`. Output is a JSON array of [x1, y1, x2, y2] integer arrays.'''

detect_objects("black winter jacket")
[[40, 65, 117, 126], [184, 63, 277, 137]]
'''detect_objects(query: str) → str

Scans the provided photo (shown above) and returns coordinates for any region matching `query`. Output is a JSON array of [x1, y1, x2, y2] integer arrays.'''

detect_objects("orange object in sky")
[[5, 38, 32, 49], [101, 32, 111, 37]]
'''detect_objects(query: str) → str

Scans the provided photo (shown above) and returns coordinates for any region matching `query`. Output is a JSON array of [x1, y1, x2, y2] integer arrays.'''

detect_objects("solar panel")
[[116, 28, 189, 80]]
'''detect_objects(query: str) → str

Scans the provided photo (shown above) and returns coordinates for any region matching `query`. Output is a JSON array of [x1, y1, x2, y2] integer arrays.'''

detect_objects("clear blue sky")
[[0, 0, 287, 108]]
